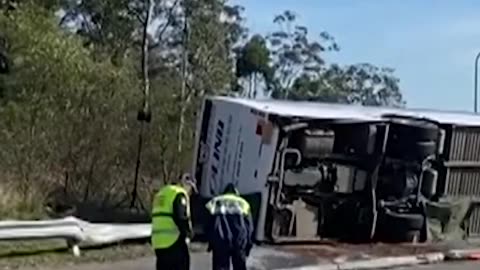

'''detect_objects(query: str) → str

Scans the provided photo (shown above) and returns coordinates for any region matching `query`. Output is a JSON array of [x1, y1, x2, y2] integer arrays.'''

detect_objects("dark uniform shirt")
[[172, 193, 192, 239]]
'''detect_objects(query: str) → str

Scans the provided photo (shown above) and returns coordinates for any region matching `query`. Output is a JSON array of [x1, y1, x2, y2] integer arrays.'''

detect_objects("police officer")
[[151, 173, 197, 270], [206, 183, 254, 270]]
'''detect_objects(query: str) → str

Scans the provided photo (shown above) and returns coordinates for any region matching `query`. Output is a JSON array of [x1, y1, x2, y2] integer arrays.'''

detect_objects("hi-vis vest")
[[151, 185, 190, 249], [206, 193, 250, 216]]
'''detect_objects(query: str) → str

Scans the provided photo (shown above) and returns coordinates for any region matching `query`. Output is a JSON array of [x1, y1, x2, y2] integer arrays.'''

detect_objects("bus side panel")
[[191, 98, 246, 236], [190, 98, 279, 241], [197, 99, 244, 196]]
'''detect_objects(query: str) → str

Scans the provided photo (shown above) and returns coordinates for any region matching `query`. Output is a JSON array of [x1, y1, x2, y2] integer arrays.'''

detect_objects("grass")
[[0, 182, 47, 220], [0, 239, 154, 269]]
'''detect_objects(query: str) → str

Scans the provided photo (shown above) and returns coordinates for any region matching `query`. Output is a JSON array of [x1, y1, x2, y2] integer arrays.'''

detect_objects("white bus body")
[[192, 96, 480, 242]]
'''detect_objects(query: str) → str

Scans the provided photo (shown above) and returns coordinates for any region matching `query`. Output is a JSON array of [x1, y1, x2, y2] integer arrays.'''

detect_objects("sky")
[[231, 0, 480, 112]]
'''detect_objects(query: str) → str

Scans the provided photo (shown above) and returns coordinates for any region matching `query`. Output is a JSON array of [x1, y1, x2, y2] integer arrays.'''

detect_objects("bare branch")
[[126, 5, 145, 24]]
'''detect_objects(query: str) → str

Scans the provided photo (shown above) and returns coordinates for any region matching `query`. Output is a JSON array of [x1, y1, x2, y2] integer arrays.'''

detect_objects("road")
[[30, 243, 479, 270], [37, 255, 479, 270], [36, 247, 322, 270], [397, 262, 479, 270]]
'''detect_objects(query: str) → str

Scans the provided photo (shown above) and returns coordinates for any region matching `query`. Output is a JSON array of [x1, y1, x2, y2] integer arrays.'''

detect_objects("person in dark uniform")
[[151, 173, 197, 270], [206, 183, 254, 270]]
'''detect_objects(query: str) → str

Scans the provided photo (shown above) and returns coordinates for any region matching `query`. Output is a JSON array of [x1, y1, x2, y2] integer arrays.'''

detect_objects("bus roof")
[[212, 96, 480, 127]]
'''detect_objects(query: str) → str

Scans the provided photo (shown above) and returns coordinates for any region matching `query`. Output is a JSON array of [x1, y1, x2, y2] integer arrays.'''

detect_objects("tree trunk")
[[176, 4, 189, 164], [130, 0, 153, 209], [249, 74, 254, 98], [141, 0, 153, 113], [253, 72, 257, 98]]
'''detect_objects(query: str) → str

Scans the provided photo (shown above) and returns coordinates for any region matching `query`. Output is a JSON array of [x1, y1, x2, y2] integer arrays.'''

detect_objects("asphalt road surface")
[[37, 247, 322, 270], [39, 258, 480, 270], [397, 262, 480, 270], [34, 246, 480, 270]]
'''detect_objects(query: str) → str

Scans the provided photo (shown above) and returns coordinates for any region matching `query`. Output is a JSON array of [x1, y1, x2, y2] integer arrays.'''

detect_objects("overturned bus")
[[190, 96, 480, 243]]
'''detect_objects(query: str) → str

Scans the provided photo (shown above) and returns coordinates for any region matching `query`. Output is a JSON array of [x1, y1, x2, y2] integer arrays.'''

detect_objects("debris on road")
[[275, 242, 480, 270], [445, 248, 480, 261], [278, 242, 447, 263]]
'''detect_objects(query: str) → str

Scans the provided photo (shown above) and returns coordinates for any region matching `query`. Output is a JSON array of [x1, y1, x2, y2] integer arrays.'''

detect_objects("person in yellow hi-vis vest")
[[151, 173, 197, 270]]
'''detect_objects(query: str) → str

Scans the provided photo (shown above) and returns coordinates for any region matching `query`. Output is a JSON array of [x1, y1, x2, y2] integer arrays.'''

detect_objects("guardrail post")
[[67, 238, 81, 257]]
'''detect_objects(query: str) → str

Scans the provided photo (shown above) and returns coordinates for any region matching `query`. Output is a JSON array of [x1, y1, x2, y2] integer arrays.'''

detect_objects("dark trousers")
[[155, 239, 190, 270], [212, 247, 247, 270]]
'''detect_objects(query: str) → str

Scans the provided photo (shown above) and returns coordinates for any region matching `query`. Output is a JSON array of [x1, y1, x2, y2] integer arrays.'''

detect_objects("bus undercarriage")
[[264, 116, 443, 243]]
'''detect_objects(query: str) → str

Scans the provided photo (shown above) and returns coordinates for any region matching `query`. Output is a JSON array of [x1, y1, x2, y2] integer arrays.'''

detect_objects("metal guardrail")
[[0, 216, 151, 256]]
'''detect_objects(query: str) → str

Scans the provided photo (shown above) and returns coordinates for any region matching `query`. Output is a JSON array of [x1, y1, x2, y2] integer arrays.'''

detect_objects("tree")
[[0, 3, 141, 216], [287, 63, 405, 107], [59, 0, 137, 64], [235, 34, 272, 98], [0, 0, 251, 218], [344, 63, 404, 107], [266, 10, 404, 107], [267, 10, 338, 99], [59, 0, 180, 208], [288, 72, 348, 103], [150, 0, 240, 169], [59, 0, 245, 180], [220, 3, 249, 67]]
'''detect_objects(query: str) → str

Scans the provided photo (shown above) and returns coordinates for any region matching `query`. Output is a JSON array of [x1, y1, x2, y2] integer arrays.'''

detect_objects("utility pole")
[[474, 52, 480, 113]]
